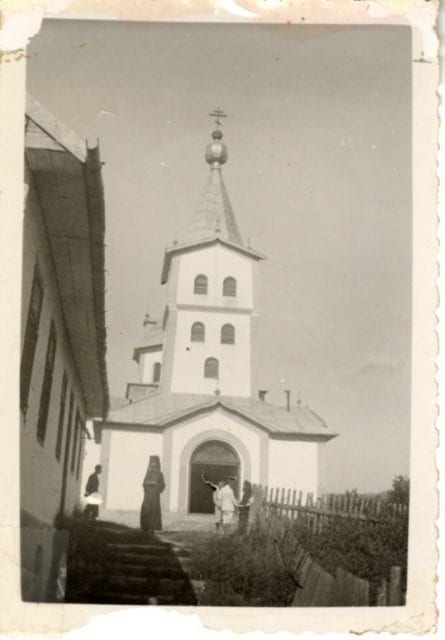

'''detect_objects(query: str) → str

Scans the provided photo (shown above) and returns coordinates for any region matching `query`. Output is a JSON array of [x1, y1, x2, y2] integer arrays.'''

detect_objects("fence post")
[[286, 488, 291, 519], [376, 578, 388, 606], [389, 566, 402, 605]]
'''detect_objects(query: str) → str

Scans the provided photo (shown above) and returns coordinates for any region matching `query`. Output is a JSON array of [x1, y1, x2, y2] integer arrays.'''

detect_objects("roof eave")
[[26, 93, 86, 162], [161, 237, 266, 284], [84, 144, 110, 419]]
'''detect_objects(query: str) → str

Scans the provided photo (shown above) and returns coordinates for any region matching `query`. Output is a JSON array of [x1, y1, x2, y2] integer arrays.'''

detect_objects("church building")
[[95, 118, 337, 526]]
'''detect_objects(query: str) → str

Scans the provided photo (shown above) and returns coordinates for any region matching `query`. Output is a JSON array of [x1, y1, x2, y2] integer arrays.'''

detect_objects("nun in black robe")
[[140, 456, 165, 533]]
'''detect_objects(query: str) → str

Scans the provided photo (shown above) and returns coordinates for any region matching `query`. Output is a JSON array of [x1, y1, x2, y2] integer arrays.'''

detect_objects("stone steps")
[[66, 523, 199, 605], [86, 574, 192, 595]]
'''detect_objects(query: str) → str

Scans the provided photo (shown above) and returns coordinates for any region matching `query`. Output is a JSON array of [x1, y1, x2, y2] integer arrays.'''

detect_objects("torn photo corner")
[[0, 0, 439, 636]]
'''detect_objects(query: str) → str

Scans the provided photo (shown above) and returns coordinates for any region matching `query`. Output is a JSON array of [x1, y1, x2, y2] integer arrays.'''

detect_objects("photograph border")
[[0, 0, 439, 634]]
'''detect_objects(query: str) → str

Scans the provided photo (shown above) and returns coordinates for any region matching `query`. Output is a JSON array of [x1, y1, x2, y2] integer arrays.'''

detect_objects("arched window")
[[153, 362, 162, 383], [191, 322, 205, 342], [194, 274, 208, 295], [221, 324, 235, 344], [223, 276, 237, 297], [204, 357, 219, 379]]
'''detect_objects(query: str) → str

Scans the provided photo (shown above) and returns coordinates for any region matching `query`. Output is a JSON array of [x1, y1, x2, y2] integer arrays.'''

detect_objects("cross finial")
[[209, 108, 227, 128]]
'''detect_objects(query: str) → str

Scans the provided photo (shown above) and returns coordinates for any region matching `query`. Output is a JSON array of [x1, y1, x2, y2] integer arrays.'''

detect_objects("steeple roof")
[[161, 121, 265, 284], [181, 166, 243, 246]]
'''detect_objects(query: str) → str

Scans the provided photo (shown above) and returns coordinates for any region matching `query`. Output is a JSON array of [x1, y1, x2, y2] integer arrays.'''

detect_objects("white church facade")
[[95, 122, 337, 525]]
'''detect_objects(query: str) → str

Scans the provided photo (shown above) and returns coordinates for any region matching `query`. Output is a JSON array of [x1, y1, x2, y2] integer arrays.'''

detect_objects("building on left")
[[20, 95, 109, 601]]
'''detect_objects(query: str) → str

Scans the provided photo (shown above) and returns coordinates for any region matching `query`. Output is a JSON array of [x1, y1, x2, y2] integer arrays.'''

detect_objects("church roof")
[[95, 392, 337, 442], [133, 321, 163, 361]]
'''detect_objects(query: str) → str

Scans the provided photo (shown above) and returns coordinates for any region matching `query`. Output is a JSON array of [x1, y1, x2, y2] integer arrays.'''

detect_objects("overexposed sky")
[[27, 21, 411, 493]]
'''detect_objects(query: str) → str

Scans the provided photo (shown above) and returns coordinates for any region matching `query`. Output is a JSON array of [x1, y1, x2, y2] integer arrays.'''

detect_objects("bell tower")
[[159, 112, 265, 397]]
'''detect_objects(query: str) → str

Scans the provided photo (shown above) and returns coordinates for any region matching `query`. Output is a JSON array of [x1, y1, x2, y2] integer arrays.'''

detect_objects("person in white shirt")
[[219, 478, 239, 532], [201, 474, 224, 530]]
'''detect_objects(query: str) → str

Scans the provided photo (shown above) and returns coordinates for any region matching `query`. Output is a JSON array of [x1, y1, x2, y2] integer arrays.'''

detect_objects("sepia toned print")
[[0, 3, 438, 634], [20, 20, 414, 608]]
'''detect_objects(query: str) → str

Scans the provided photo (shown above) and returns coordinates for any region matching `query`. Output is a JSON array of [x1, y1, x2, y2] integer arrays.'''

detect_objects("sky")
[[27, 20, 412, 493]]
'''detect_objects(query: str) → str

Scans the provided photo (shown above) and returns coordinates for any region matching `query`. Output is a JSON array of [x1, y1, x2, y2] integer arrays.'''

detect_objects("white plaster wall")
[[21, 170, 88, 525], [140, 350, 163, 384], [170, 310, 251, 396], [168, 409, 261, 512], [106, 430, 163, 510], [175, 244, 254, 309], [268, 440, 319, 497]]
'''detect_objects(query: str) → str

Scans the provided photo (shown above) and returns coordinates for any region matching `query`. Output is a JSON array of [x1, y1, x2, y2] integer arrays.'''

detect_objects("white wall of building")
[[105, 430, 163, 511], [168, 410, 262, 512], [21, 171, 88, 526], [140, 349, 163, 384], [170, 309, 251, 396], [268, 439, 319, 497], [174, 244, 254, 309]]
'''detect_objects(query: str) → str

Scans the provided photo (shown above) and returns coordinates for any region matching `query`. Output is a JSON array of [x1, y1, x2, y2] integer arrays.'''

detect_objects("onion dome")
[[205, 129, 228, 167]]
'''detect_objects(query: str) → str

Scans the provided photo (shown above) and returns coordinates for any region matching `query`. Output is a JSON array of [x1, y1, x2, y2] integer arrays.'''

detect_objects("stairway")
[[65, 522, 200, 605]]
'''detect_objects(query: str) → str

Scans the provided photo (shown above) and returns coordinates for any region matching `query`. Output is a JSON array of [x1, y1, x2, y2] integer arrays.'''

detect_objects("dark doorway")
[[189, 441, 240, 514]]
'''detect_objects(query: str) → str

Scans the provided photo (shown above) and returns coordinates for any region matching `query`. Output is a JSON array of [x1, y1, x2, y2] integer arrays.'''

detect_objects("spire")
[[180, 112, 244, 247]]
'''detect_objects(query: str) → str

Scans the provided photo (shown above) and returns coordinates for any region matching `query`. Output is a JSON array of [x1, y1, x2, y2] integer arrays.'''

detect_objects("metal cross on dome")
[[209, 108, 227, 128]]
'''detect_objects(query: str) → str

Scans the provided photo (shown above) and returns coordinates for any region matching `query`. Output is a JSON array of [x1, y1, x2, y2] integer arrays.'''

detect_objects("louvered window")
[[76, 421, 85, 480], [221, 324, 235, 344], [20, 266, 43, 412], [70, 409, 79, 472], [223, 276, 237, 297], [204, 357, 219, 379], [64, 391, 75, 466], [36, 321, 57, 445], [194, 274, 208, 295], [55, 372, 67, 460], [191, 322, 205, 342], [153, 362, 162, 383]]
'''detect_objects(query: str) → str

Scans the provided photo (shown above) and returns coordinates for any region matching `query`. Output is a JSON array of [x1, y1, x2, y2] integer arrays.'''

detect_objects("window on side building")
[[70, 409, 81, 473], [36, 321, 57, 445], [153, 361, 162, 383], [20, 266, 44, 413], [55, 372, 67, 460]]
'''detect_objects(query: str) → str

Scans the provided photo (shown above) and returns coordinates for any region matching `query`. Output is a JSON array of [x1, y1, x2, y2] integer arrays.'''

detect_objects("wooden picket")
[[252, 485, 406, 607], [253, 484, 408, 532]]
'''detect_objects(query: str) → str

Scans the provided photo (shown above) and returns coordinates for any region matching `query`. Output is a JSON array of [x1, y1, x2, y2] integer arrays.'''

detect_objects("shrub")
[[287, 512, 408, 604], [191, 519, 296, 606]]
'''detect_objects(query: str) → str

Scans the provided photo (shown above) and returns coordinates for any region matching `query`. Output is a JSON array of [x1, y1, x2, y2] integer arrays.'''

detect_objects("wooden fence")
[[252, 485, 408, 532], [262, 513, 405, 606]]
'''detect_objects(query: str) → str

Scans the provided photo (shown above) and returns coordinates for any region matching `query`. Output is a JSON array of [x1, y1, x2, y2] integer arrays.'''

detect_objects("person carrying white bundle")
[[83, 464, 102, 521]]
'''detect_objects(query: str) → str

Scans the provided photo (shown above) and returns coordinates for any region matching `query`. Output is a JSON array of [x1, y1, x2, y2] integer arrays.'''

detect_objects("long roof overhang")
[[25, 95, 109, 419], [161, 235, 266, 284]]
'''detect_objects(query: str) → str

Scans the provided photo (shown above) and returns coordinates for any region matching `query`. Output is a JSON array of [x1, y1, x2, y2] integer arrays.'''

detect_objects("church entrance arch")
[[189, 440, 240, 514]]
